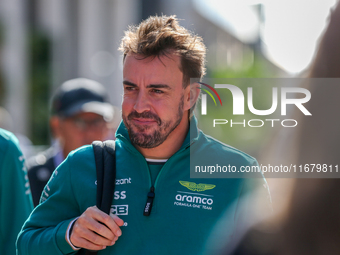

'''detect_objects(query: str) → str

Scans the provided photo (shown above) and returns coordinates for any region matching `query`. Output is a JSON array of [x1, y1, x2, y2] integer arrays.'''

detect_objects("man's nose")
[[133, 90, 151, 113]]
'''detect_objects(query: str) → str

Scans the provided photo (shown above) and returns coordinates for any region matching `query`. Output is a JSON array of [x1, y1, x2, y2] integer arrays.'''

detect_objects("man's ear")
[[184, 83, 200, 111]]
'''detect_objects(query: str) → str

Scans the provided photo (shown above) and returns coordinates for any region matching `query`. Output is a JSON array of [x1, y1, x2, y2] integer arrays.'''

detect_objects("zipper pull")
[[143, 186, 155, 216]]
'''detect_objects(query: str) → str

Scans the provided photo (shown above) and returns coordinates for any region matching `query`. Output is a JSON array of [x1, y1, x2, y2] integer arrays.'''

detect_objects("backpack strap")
[[97, 140, 116, 214], [80, 140, 116, 255]]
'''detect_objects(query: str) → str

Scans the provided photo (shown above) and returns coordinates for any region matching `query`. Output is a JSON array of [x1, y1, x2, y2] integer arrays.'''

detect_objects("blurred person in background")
[[27, 78, 115, 206], [0, 128, 33, 255], [214, 1, 340, 255]]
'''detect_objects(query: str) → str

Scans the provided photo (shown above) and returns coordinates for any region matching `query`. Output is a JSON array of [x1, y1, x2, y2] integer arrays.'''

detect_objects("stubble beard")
[[123, 96, 184, 148]]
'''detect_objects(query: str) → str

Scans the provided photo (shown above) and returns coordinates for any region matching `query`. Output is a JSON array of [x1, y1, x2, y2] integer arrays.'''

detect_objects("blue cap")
[[51, 78, 114, 121]]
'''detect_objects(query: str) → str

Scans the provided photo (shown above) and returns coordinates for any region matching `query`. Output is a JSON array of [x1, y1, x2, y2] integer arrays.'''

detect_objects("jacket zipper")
[[143, 186, 155, 216], [142, 140, 196, 216], [143, 146, 187, 216], [119, 134, 196, 217]]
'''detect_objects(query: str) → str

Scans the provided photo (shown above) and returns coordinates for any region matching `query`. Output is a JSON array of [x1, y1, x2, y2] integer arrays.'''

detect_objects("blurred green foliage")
[[28, 32, 51, 145], [211, 53, 273, 79]]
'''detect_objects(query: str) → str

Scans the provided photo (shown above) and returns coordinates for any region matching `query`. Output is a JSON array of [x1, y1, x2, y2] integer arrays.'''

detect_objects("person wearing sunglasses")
[[27, 78, 115, 206]]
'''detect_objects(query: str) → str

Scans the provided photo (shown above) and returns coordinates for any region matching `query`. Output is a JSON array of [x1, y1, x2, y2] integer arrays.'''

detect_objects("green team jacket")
[[17, 118, 271, 255], [0, 128, 33, 255]]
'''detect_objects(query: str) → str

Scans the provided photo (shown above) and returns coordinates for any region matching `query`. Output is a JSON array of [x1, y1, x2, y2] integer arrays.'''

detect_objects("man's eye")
[[124, 86, 135, 91], [151, 89, 163, 94]]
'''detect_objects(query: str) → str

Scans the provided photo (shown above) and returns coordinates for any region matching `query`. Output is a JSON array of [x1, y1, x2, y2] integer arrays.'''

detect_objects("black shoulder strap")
[[81, 140, 116, 255], [96, 140, 116, 214]]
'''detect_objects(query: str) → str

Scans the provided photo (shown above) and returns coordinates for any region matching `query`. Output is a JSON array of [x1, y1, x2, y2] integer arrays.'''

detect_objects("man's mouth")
[[132, 118, 157, 125], [127, 111, 162, 126]]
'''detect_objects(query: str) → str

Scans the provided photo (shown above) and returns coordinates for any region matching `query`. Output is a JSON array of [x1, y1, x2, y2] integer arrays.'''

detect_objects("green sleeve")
[[17, 151, 82, 255], [0, 130, 33, 255]]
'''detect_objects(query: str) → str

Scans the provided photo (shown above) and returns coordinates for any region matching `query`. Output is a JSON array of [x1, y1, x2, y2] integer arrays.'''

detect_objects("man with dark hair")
[[18, 16, 270, 255], [27, 78, 114, 206], [120, 15, 206, 116]]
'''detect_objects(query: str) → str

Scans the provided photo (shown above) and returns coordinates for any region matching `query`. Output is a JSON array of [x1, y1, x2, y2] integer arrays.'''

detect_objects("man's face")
[[51, 112, 109, 156], [122, 53, 191, 148]]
